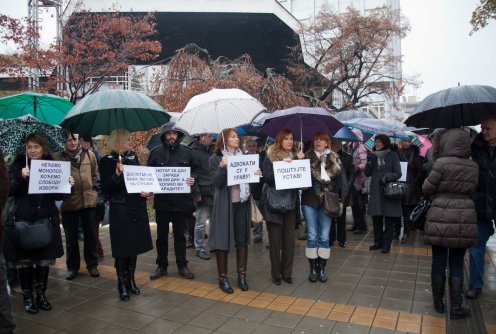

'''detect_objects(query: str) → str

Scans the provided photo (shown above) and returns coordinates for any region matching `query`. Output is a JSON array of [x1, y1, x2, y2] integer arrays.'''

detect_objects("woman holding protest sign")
[[3, 133, 74, 314], [99, 129, 153, 301], [209, 128, 262, 293], [260, 128, 304, 285], [301, 131, 342, 283]]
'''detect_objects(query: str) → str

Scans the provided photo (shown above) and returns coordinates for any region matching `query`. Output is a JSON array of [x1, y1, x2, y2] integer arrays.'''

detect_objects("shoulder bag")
[[383, 181, 408, 199], [409, 197, 431, 230], [251, 197, 264, 225], [266, 187, 296, 214], [14, 218, 53, 250], [323, 190, 342, 218]]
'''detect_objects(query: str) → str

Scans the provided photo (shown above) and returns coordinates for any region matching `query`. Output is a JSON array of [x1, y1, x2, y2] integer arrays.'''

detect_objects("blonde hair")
[[108, 129, 131, 153]]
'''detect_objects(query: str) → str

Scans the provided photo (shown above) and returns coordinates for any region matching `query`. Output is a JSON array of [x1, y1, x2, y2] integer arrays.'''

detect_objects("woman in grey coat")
[[422, 128, 478, 319], [364, 134, 402, 253], [209, 128, 262, 294]]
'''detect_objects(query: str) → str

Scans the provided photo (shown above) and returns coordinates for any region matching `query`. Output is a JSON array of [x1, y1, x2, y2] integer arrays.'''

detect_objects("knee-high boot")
[[216, 251, 233, 294], [317, 258, 328, 283], [115, 258, 130, 301], [431, 275, 445, 313], [449, 277, 469, 319], [236, 247, 248, 291], [127, 256, 140, 295], [35, 266, 52, 310], [306, 247, 318, 283], [19, 266, 38, 314]]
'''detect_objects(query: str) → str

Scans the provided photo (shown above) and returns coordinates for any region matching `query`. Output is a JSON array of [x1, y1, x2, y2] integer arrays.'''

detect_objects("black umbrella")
[[404, 85, 496, 128]]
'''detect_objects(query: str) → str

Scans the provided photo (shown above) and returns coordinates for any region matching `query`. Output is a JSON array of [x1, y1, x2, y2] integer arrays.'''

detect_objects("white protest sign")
[[123, 165, 161, 193], [273, 159, 312, 190], [227, 154, 260, 186], [399, 161, 408, 182], [28, 159, 71, 194], [154, 167, 191, 194]]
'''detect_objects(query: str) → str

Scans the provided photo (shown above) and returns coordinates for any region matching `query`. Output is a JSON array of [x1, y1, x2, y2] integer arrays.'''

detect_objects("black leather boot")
[[449, 277, 469, 319], [216, 251, 233, 294], [308, 259, 318, 283], [115, 258, 130, 301], [35, 266, 52, 311], [318, 258, 328, 283], [19, 266, 38, 314], [236, 248, 249, 291], [127, 256, 140, 295], [431, 275, 445, 313]]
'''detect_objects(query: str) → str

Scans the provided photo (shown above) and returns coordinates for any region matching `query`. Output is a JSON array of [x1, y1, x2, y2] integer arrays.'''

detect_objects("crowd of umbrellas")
[[0, 84, 495, 158]]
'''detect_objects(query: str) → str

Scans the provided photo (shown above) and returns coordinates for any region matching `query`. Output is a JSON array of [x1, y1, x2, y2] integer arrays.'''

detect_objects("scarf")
[[65, 145, 83, 166], [314, 149, 331, 182], [372, 149, 390, 171], [222, 148, 251, 202]]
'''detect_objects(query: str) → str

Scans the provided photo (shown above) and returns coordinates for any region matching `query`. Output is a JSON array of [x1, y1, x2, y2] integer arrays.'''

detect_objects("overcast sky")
[[1, 1, 495, 100]]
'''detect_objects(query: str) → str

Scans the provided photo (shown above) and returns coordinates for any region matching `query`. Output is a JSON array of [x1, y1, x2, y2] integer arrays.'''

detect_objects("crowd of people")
[[1, 116, 496, 331]]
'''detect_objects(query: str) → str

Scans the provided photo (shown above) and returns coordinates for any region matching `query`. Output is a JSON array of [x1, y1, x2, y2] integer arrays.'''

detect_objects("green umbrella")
[[0, 92, 73, 125], [60, 89, 170, 135]]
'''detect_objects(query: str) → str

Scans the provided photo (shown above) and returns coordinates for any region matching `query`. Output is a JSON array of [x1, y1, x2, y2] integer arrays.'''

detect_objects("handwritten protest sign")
[[273, 159, 311, 190], [28, 160, 71, 194], [399, 161, 408, 182], [123, 165, 161, 193], [227, 154, 260, 186], [155, 167, 191, 194]]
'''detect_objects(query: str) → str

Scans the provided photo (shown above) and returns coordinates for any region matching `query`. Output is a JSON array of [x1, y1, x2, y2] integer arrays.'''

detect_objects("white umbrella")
[[174, 88, 266, 136]]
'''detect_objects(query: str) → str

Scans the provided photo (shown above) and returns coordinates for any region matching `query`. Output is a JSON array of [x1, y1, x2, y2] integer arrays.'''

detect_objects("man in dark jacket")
[[148, 122, 198, 280], [190, 134, 213, 260], [467, 118, 496, 299], [0, 149, 15, 333]]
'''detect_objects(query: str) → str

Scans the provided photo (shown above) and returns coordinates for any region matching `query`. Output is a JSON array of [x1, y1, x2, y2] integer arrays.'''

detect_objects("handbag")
[[323, 191, 342, 218], [14, 218, 53, 250], [251, 198, 264, 225], [266, 187, 296, 214], [410, 197, 431, 230], [383, 181, 408, 199]]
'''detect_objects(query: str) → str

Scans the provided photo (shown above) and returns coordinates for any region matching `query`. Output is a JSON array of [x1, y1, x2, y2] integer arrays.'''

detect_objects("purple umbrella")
[[260, 106, 345, 142]]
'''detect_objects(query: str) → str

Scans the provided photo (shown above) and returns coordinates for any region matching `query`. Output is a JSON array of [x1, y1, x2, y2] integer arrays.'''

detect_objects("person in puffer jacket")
[[422, 128, 478, 320]]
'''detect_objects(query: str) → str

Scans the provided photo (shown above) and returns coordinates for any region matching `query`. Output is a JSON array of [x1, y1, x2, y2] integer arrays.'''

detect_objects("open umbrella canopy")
[[0, 92, 73, 125], [404, 85, 496, 128], [332, 126, 360, 142], [343, 118, 409, 140], [260, 106, 345, 142], [60, 89, 170, 136], [174, 88, 266, 136], [334, 109, 376, 121], [0, 115, 67, 155]]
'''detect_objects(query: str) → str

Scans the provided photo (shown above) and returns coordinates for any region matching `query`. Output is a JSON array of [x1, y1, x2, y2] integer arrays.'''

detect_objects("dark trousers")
[[431, 245, 466, 279], [185, 213, 195, 243], [351, 188, 367, 231], [266, 211, 296, 279], [395, 204, 414, 236], [372, 215, 397, 248], [62, 208, 98, 271], [0, 254, 15, 334], [331, 206, 347, 244], [155, 210, 188, 269]]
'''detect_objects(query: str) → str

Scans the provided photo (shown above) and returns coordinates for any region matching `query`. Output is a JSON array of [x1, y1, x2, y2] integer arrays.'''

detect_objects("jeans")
[[155, 210, 188, 269], [61, 208, 98, 271], [468, 219, 492, 289], [0, 254, 15, 334], [194, 205, 211, 251], [431, 245, 466, 279], [302, 205, 332, 249]]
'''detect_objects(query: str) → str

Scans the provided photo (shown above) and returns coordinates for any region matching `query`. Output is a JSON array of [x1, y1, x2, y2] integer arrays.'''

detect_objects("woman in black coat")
[[99, 129, 153, 301], [364, 134, 402, 254], [3, 133, 73, 314]]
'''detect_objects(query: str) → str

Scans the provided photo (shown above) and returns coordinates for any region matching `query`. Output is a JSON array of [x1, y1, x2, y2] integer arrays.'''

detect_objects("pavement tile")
[[421, 324, 446, 334], [264, 311, 303, 329], [372, 317, 397, 330], [396, 321, 421, 333], [306, 308, 331, 319], [295, 316, 335, 334], [327, 311, 352, 322], [139, 318, 183, 334], [188, 311, 229, 330]]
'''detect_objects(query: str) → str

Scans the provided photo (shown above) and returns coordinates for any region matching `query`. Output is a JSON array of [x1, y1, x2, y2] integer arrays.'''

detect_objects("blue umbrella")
[[332, 126, 360, 142], [260, 107, 345, 142], [343, 118, 409, 140]]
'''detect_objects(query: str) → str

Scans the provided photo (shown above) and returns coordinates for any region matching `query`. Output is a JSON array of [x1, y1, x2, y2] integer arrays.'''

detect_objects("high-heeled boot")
[[431, 275, 445, 313], [115, 258, 130, 301], [216, 250, 233, 294], [236, 247, 249, 291], [127, 256, 140, 295], [449, 277, 469, 319], [19, 266, 38, 314], [35, 266, 52, 310]]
